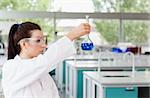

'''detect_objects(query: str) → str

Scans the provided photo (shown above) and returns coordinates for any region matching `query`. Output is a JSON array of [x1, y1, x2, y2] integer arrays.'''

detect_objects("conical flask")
[[81, 15, 94, 51]]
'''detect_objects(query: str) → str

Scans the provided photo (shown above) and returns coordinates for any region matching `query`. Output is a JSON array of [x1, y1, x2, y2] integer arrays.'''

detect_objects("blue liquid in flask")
[[81, 34, 94, 51], [81, 42, 94, 50]]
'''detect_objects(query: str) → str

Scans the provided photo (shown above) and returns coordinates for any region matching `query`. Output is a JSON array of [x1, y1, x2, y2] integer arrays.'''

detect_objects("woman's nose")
[[42, 43, 48, 48]]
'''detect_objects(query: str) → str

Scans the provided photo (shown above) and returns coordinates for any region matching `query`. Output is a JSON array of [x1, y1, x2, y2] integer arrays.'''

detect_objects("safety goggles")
[[18, 36, 47, 45]]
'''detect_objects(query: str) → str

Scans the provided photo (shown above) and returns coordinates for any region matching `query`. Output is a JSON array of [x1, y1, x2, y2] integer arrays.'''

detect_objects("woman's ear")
[[20, 41, 28, 48]]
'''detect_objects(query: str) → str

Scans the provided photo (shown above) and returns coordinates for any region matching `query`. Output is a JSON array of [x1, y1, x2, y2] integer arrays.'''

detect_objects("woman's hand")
[[66, 23, 91, 41]]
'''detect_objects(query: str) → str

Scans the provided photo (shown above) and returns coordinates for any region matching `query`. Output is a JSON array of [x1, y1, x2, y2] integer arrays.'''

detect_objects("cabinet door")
[[105, 87, 138, 98]]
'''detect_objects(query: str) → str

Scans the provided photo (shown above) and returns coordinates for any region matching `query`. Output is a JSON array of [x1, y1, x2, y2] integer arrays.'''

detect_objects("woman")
[[2, 22, 91, 98]]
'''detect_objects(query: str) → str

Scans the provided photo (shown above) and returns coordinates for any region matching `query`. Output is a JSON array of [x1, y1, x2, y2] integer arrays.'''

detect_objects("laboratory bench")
[[83, 71, 150, 98], [64, 59, 150, 98], [65, 60, 98, 98], [56, 53, 150, 98], [55, 55, 97, 92], [56, 53, 150, 91]]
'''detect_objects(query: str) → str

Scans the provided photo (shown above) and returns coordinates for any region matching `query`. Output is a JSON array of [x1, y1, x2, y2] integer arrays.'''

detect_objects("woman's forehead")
[[30, 30, 44, 37]]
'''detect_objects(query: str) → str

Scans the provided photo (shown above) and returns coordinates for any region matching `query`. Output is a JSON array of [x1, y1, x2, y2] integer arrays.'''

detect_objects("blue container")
[[112, 47, 129, 53], [112, 47, 123, 53]]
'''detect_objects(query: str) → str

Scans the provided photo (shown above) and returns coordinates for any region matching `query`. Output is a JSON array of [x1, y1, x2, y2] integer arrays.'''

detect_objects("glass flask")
[[81, 15, 94, 51]]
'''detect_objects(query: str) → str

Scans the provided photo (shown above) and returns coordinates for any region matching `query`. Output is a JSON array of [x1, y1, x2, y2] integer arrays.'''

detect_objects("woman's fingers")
[[81, 23, 91, 34], [66, 23, 91, 41]]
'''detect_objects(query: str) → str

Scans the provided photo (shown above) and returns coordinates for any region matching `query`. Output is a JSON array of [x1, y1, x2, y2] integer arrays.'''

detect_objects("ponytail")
[[7, 22, 41, 60], [8, 24, 19, 60]]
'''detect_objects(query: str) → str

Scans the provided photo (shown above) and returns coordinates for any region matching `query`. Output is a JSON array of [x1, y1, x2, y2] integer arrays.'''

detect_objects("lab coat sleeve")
[[40, 36, 76, 72], [6, 36, 76, 92]]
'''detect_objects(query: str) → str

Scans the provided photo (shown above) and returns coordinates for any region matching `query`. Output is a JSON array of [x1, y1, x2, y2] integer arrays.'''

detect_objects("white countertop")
[[65, 54, 150, 68], [66, 60, 150, 69], [65, 55, 98, 60], [66, 61, 98, 68], [84, 71, 150, 87]]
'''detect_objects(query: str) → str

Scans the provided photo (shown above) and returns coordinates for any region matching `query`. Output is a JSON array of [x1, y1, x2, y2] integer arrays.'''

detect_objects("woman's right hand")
[[66, 23, 91, 41]]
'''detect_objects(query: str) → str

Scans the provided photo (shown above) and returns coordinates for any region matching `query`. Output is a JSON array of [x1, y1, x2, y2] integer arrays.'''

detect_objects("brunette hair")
[[8, 22, 41, 60]]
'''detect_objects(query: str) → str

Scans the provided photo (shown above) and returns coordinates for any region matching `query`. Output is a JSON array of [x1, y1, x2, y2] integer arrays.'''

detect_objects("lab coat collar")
[[14, 55, 35, 61], [14, 55, 40, 61], [14, 55, 22, 60]]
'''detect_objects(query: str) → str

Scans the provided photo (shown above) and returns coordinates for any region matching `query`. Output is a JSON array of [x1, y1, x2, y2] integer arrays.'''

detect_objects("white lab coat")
[[2, 36, 76, 98]]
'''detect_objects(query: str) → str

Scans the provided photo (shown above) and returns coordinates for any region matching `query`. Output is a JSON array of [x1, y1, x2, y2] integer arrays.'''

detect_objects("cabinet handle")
[[125, 87, 135, 91]]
